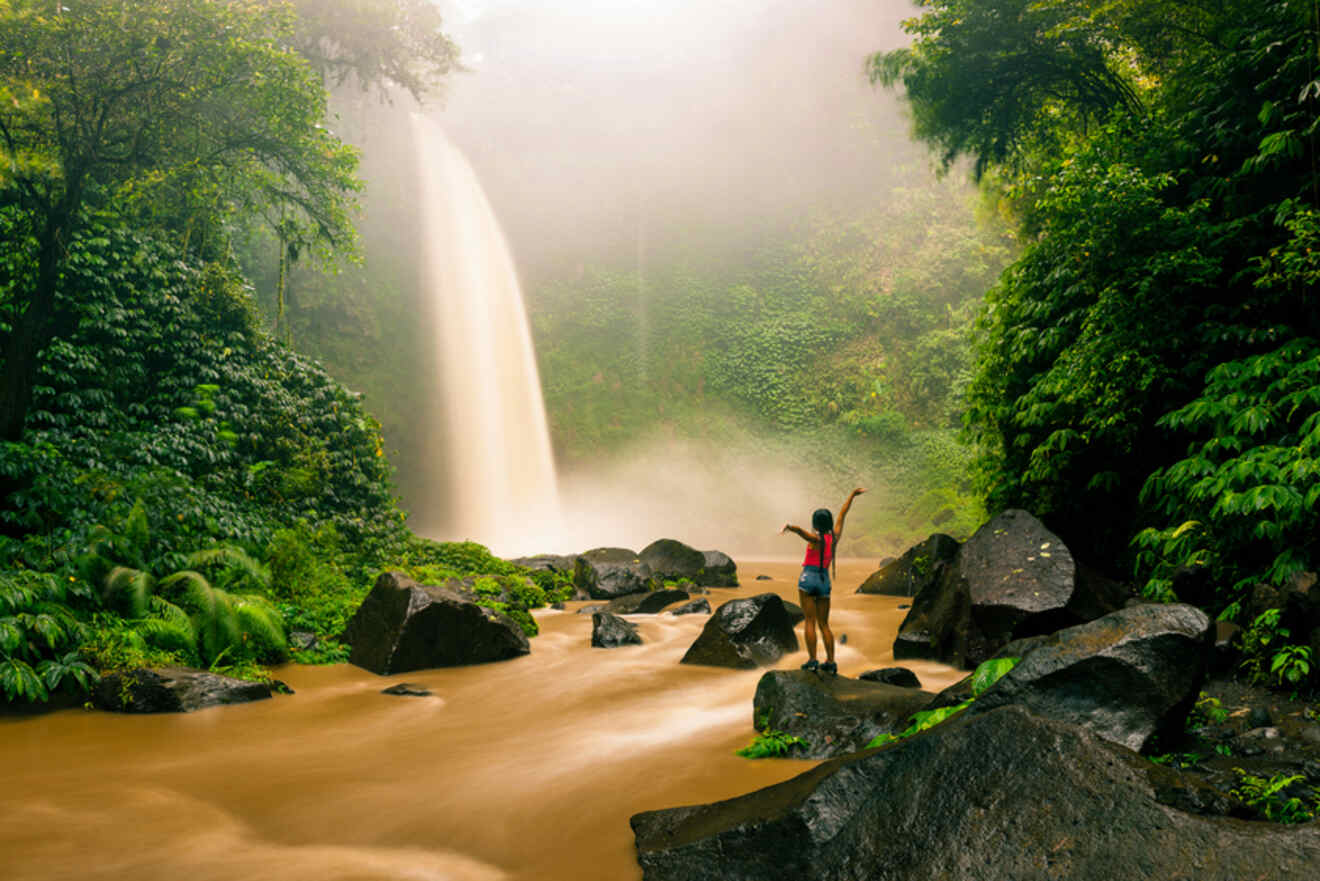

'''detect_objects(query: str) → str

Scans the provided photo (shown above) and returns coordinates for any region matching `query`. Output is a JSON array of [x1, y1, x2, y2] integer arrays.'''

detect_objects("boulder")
[[640, 539, 707, 582], [893, 509, 1127, 668], [592, 611, 642, 648], [858, 667, 921, 689], [856, 533, 959, 596], [631, 706, 1320, 881], [752, 671, 934, 758], [670, 598, 711, 616], [700, 550, 739, 587], [680, 594, 799, 669], [575, 547, 658, 599], [93, 667, 272, 713], [968, 603, 1213, 752], [344, 572, 530, 675], [783, 601, 805, 626], [605, 589, 690, 615]]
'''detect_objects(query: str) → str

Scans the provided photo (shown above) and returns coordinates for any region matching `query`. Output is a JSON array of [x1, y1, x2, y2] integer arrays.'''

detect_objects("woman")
[[782, 487, 864, 674]]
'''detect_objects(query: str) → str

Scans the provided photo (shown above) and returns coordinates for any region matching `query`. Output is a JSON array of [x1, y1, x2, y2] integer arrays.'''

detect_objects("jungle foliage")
[[875, 1, 1320, 630], [0, 1, 573, 705]]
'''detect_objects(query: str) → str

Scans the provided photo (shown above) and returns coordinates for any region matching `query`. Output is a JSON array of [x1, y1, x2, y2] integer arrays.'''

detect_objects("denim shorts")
[[798, 567, 831, 597]]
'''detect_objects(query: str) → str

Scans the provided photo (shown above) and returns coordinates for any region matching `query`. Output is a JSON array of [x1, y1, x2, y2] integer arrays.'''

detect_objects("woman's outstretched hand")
[[852, 487, 866, 497]]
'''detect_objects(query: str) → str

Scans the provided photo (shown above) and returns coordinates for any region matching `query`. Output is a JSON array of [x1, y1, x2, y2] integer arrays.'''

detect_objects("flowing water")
[[0, 560, 961, 881], [411, 114, 562, 556]]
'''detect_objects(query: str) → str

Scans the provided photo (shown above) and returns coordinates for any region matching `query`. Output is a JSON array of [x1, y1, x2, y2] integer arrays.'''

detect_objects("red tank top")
[[803, 533, 833, 569]]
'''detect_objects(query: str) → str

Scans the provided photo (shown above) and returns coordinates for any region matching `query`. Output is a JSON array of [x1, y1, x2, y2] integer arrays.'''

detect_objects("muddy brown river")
[[0, 559, 962, 881]]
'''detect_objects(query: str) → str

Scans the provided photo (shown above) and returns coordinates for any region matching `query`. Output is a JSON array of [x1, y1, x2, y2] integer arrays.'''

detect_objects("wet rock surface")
[[967, 603, 1213, 752], [752, 671, 934, 758], [858, 667, 922, 688], [631, 705, 1320, 881], [604, 589, 690, 615], [670, 598, 711, 616], [700, 550, 739, 586], [592, 611, 643, 648], [893, 509, 1129, 668], [344, 572, 530, 674], [680, 594, 798, 669], [381, 683, 432, 697], [575, 547, 659, 599], [93, 667, 272, 713], [857, 533, 959, 597]]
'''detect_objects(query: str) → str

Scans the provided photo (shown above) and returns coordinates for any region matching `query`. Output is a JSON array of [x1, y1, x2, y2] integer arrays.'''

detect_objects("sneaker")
[[820, 661, 838, 675], [800, 659, 820, 672]]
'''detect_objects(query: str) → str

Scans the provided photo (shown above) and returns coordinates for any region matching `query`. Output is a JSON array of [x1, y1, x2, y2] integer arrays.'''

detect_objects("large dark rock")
[[893, 509, 1128, 668], [575, 547, 659, 599], [344, 572, 530, 674], [968, 603, 1213, 752], [856, 533, 959, 596], [752, 671, 934, 758], [592, 611, 643, 648], [640, 539, 707, 580], [637, 540, 739, 587], [93, 667, 272, 713], [858, 667, 922, 689], [631, 705, 1320, 881], [700, 550, 739, 587], [680, 594, 799, 669], [605, 589, 690, 615]]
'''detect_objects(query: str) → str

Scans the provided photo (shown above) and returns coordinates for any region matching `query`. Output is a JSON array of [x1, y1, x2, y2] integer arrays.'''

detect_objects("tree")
[[0, 0, 361, 442], [874, 0, 1320, 577], [287, 0, 461, 102]]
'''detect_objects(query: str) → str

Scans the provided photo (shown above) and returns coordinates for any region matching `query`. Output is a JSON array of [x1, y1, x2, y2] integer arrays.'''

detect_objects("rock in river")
[[592, 611, 643, 648], [752, 671, 934, 758], [344, 572, 530, 675], [93, 667, 273, 713], [575, 547, 659, 599], [856, 533, 959, 597], [631, 705, 1320, 881], [605, 589, 690, 615], [680, 594, 798, 669], [670, 598, 711, 616]]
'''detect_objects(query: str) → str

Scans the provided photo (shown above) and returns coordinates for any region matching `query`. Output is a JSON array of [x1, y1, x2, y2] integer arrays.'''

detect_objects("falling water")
[[411, 114, 561, 555]]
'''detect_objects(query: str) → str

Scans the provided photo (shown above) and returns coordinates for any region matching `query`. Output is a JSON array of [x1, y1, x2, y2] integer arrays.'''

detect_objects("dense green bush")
[[0, 570, 96, 702]]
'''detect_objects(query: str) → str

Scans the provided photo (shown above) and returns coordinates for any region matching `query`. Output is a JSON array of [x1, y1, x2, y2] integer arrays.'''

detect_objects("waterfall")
[[411, 114, 561, 556]]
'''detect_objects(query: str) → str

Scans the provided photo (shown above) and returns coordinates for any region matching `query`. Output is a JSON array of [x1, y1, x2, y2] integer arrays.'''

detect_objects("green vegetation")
[[736, 711, 809, 759], [0, 0, 572, 705], [1231, 769, 1320, 824], [875, 0, 1320, 689], [865, 656, 1020, 748]]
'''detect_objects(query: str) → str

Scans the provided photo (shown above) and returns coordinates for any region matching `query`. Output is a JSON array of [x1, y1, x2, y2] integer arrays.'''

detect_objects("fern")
[[103, 566, 155, 618], [0, 657, 47, 702], [185, 546, 271, 592]]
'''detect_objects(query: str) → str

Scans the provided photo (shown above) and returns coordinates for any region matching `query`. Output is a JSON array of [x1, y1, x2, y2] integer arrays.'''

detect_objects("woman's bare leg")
[[799, 591, 818, 661], [816, 596, 835, 663]]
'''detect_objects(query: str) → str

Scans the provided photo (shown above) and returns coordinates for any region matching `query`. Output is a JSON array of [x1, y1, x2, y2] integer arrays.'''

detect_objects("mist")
[[336, 1, 974, 560]]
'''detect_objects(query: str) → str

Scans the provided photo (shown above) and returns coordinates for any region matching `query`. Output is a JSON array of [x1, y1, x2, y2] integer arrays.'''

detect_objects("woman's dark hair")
[[811, 508, 836, 577]]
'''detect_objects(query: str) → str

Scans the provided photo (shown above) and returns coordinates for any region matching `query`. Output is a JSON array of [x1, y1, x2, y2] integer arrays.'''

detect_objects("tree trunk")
[[0, 225, 64, 443]]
